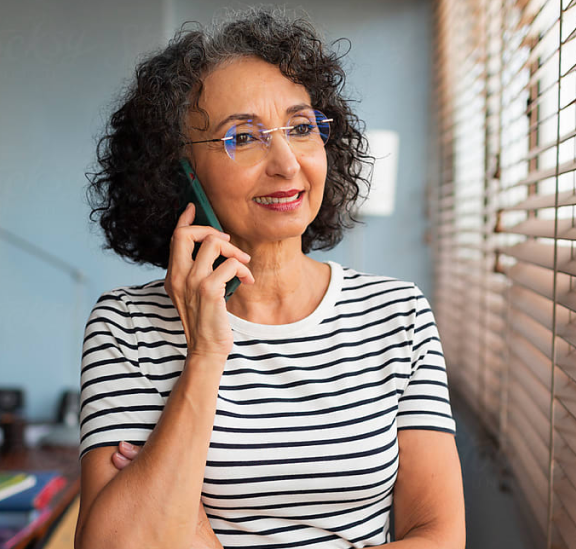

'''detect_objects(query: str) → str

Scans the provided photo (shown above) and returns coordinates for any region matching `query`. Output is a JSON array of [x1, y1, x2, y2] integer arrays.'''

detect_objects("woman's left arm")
[[384, 429, 466, 549], [111, 442, 223, 549], [113, 429, 464, 549]]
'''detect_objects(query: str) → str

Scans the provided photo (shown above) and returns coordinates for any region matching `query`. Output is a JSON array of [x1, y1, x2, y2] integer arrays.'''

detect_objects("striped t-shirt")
[[80, 261, 456, 548]]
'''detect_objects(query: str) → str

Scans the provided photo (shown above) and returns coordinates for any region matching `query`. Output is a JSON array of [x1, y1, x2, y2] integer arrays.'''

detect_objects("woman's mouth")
[[253, 191, 304, 210]]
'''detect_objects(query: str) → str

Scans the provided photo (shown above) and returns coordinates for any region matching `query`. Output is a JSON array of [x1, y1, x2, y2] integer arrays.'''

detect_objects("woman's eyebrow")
[[213, 113, 255, 133], [213, 104, 314, 133], [286, 103, 313, 115]]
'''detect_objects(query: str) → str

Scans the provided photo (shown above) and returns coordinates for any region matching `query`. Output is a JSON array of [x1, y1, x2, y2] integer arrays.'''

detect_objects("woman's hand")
[[164, 203, 254, 360], [111, 441, 141, 470], [112, 442, 224, 549]]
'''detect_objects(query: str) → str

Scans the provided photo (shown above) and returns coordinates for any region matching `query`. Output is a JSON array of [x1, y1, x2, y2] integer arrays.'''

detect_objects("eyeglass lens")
[[224, 109, 331, 165]]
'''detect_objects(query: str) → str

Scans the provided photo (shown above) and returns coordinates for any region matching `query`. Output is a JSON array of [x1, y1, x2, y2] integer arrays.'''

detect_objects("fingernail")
[[120, 441, 135, 451], [115, 452, 129, 463]]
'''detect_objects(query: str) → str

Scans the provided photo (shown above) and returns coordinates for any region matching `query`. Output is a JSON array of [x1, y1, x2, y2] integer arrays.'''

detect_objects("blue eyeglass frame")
[[185, 109, 332, 161]]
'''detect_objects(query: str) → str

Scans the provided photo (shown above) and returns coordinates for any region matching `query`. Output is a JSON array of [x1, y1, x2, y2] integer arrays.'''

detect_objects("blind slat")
[[554, 435, 576, 493], [510, 380, 551, 449], [510, 309, 553, 359], [503, 188, 576, 211], [510, 285, 553, 330], [509, 401, 550, 475], [553, 481, 576, 545], [506, 262, 553, 298], [509, 353, 552, 417], [508, 424, 549, 518], [556, 367, 576, 422], [558, 323, 576, 350], [500, 218, 576, 240], [500, 242, 576, 277], [555, 402, 576, 459], [506, 263, 576, 314], [507, 160, 576, 189]]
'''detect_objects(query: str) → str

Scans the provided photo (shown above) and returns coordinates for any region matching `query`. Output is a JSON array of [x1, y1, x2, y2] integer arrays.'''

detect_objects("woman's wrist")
[[179, 352, 226, 404], [186, 347, 230, 363], [184, 349, 228, 376]]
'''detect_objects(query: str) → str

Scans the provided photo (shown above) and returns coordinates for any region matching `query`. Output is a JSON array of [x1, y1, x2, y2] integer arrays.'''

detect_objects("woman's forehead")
[[196, 57, 312, 123]]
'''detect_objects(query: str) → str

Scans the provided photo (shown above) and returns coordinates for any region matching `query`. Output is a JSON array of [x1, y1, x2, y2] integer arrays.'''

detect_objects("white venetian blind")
[[431, 0, 576, 547]]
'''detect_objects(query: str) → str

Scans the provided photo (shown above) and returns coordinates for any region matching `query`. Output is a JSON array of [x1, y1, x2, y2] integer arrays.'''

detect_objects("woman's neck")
[[225, 238, 330, 325]]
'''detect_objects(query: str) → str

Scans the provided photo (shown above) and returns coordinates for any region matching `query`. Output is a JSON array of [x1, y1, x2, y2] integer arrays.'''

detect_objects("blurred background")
[[1, 0, 574, 548]]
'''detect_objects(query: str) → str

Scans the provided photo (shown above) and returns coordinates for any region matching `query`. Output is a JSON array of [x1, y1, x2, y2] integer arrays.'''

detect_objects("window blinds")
[[431, 0, 576, 547]]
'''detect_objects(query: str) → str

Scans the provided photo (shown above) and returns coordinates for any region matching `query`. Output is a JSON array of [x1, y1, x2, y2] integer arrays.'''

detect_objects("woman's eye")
[[232, 132, 258, 146], [290, 123, 314, 137]]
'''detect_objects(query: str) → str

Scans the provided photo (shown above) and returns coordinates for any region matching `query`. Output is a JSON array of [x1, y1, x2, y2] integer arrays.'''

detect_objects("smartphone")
[[179, 158, 241, 301]]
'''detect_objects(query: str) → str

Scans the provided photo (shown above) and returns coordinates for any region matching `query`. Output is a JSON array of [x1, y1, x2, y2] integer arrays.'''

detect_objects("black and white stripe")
[[80, 262, 455, 548]]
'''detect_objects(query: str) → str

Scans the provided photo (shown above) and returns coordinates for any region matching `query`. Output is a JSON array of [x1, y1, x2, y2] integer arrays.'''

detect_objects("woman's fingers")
[[166, 226, 230, 300], [168, 229, 250, 298], [168, 203, 197, 282], [192, 235, 251, 278], [175, 202, 196, 229], [167, 202, 230, 278], [111, 452, 130, 470], [169, 226, 229, 272], [111, 441, 141, 471], [205, 257, 255, 288], [119, 441, 140, 458]]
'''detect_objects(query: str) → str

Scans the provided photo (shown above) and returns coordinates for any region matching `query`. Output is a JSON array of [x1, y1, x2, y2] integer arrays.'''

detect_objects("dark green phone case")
[[179, 159, 241, 301]]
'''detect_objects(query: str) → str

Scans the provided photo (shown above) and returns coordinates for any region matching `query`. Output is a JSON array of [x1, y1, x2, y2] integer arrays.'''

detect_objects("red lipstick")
[[252, 190, 304, 212], [257, 189, 301, 199]]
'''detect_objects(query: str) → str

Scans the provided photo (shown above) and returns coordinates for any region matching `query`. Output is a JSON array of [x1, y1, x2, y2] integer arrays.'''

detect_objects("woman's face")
[[186, 57, 328, 251]]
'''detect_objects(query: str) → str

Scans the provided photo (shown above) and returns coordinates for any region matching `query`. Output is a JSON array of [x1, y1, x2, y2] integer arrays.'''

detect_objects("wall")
[[0, 0, 434, 420], [0, 0, 168, 419]]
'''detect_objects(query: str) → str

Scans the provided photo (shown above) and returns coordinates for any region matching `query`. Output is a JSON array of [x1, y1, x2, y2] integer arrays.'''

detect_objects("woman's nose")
[[263, 130, 300, 179]]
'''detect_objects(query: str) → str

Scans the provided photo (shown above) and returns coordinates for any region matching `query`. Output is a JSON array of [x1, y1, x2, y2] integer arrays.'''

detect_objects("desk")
[[0, 445, 80, 549]]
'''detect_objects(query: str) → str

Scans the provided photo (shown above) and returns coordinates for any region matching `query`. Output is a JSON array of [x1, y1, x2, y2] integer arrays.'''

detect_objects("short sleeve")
[[79, 290, 165, 459], [396, 285, 456, 434]]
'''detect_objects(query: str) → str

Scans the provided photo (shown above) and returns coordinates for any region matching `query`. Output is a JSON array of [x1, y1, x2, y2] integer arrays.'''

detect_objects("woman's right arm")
[[75, 204, 253, 549]]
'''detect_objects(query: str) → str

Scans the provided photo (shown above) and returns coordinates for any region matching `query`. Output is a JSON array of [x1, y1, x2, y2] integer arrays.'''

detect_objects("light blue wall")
[[0, 0, 168, 420], [1, 0, 434, 420]]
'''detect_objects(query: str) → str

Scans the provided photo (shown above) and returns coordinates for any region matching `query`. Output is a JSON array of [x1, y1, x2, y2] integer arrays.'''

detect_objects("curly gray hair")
[[87, 6, 372, 269]]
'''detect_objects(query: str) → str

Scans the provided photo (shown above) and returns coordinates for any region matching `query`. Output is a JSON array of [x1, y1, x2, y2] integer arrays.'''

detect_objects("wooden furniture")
[[42, 496, 79, 549], [0, 444, 80, 549]]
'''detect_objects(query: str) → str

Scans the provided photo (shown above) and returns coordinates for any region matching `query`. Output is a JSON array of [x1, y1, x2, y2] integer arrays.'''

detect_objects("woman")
[[75, 7, 465, 549]]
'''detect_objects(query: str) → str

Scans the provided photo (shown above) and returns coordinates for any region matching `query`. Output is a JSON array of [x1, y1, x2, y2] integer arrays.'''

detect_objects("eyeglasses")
[[186, 109, 332, 166]]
